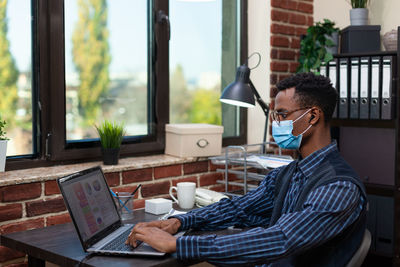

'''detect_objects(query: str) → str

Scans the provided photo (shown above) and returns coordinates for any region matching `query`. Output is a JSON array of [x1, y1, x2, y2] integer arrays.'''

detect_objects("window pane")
[[1, 0, 33, 156], [65, 0, 148, 141], [169, 0, 240, 137]]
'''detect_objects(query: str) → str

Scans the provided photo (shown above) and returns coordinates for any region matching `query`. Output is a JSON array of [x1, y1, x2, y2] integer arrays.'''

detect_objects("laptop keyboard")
[[101, 227, 141, 252]]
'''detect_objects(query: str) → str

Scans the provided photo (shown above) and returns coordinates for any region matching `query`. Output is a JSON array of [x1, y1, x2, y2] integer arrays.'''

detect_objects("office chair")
[[346, 229, 372, 267]]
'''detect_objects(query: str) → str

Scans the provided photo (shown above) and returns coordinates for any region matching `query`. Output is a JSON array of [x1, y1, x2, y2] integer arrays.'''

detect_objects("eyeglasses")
[[270, 107, 312, 125]]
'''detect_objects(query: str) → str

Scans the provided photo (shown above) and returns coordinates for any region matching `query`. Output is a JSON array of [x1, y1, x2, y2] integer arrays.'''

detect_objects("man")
[[126, 73, 367, 266]]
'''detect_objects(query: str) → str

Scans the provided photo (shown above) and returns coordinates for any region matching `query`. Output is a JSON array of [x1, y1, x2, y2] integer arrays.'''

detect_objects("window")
[[5, 0, 247, 170], [169, 0, 247, 144], [1, 0, 35, 157]]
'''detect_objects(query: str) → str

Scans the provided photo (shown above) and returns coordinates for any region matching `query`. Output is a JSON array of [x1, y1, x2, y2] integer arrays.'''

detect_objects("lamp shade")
[[220, 65, 255, 108]]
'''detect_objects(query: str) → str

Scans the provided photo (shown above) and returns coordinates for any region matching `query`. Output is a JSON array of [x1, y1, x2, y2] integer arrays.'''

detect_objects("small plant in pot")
[[349, 0, 369, 26], [297, 19, 339, 74], [0, 117, 9, 172], [96, 121, 125, 165]]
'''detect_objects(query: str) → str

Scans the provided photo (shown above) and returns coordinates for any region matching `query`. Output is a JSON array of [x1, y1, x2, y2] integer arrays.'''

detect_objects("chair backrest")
[[346, 229, 371, 267]]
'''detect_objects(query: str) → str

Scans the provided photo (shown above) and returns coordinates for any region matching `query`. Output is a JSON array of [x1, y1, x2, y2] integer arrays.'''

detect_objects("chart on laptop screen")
[[63, 170, 119, 241]]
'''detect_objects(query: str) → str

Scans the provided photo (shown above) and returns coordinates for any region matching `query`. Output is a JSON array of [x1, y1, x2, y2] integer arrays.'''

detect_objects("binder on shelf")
[[350, 58, 359, 119], [370, 57, 381, 119], [381, 56, 393, 120], [328, 60, 338, 118], [359, 57, 370, 119], [320, 62, 327, 77], [339, 58, 349, 119]]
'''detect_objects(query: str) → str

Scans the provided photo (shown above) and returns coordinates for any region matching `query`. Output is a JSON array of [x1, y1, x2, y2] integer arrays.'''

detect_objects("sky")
[[6, 0, 222, 82]]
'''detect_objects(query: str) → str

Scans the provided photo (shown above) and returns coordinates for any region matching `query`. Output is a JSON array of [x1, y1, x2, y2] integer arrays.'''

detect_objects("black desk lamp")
[[220, 63, 270, 147]]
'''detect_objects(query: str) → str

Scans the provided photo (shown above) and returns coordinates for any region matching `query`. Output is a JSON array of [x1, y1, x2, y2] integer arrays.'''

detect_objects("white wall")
[[247, 0, 270, 145], [314, 0, 400, 41]]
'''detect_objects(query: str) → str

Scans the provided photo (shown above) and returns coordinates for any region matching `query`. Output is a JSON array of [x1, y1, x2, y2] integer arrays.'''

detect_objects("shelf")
[[331, 119, 396, 128]]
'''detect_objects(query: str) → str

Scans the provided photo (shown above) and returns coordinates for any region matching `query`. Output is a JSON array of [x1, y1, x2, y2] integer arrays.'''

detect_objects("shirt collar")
[[297, 140, 338, 179]]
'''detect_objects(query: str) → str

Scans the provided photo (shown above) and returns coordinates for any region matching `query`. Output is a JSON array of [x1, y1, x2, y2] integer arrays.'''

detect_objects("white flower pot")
[[0, 140, 7, 172], [350, 8, 368, 26]]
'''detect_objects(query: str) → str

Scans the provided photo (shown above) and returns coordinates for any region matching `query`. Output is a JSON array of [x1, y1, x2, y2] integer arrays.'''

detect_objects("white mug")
[[169, 182, 196, 209]]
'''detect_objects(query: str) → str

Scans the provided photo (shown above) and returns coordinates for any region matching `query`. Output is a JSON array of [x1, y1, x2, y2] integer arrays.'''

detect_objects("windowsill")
[[0, 154, 209, 186]]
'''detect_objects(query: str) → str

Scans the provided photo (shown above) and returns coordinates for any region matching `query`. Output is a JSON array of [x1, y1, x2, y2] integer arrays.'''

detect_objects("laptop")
[[57, 166, 181, 256]]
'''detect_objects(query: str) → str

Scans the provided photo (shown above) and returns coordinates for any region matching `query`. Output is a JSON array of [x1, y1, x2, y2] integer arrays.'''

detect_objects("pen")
[[121, 184, 142, 208], [110, 189, 130, 212]]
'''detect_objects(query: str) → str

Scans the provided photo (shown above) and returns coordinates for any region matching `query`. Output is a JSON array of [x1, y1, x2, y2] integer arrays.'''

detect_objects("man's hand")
[[126, 218, 181, 247], [126, 227, 177, 253]]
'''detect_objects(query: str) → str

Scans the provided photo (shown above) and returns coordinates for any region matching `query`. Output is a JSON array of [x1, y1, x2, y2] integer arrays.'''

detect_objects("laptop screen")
[[60, 167, 120, 243]]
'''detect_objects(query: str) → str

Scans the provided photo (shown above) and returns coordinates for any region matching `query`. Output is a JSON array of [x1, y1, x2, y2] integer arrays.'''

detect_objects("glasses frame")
[[270, 107, 312, 125]]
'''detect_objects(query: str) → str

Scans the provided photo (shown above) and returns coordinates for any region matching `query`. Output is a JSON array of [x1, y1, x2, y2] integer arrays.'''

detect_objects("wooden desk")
[[0, 209, 189, 267]]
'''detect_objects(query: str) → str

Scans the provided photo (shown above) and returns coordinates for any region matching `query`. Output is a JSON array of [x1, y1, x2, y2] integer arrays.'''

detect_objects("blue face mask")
[[272, 109, 312, 150]]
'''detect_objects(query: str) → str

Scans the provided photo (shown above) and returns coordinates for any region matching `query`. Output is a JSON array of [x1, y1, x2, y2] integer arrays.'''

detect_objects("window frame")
[[5, 0, 247, 170]]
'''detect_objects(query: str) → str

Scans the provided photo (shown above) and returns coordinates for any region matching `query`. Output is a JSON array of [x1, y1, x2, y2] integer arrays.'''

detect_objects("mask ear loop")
[[293, 109, 313, 137], [293, 108, 312, 123]]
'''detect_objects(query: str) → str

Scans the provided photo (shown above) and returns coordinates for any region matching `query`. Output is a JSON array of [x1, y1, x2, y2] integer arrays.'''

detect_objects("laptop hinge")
[[45, 133, 52, 159]]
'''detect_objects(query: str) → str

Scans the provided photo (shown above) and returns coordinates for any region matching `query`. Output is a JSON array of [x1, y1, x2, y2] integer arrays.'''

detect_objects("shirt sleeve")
[[172, 168, 280, 231], [176, 180, 364, 265]]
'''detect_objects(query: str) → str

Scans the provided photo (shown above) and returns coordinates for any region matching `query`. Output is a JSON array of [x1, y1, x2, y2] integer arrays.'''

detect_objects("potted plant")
[[297, 19, 339, 74], [95, 120, 125, 165], [349, 0, 369, 25], [0, 116, 8, 172]]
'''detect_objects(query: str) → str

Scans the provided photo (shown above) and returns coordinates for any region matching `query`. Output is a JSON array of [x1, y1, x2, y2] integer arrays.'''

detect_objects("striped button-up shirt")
[[173, 142, 364, 266]]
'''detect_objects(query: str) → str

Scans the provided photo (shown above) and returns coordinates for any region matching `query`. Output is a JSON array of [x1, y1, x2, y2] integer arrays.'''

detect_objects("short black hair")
[[275, 72, 338, 122]]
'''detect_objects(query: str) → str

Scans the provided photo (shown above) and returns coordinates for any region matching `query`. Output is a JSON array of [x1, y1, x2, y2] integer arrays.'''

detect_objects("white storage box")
[[165, 124, 224, 157], [145, 198, 172, 215]]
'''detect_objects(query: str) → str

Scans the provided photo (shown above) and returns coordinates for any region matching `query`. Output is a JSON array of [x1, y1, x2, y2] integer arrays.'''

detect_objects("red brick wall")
[[0, 160, 224, 266], [269, 0, 314, 156]]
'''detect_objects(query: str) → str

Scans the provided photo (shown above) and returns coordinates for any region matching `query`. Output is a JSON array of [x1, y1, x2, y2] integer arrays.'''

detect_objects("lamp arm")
[[249, 80, 269, 116]]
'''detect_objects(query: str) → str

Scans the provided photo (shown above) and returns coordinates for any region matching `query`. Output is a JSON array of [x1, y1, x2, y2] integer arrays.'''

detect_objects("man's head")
[[272, 73, 337, 153], [275, 72, 337, 122]]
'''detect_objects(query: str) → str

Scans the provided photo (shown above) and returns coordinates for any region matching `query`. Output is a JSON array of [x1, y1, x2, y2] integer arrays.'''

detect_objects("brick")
[[26, 197, 66, 217], [141, 181, 170, 198], [289, 13, 307, 25], [199, 173, 223, 186], [270, 85, 278, 97], [45, 180, 60, 196], [0, 218, 44, 235], [290, 62, 300, 73], [270, 73, 278, 85], [271, 24, 295, 35], [269, 100, 275, 112], [271, 62, 289, 72], [278, 50, 296, 60], [7, 263, 28, 267], [105, 172, 120, 187], [278, 74, 292, 82], [297, 2, 313, 13], [271, 10, 290, 23], [0, 183, 41, 202], [183, 161, 208, 175], [209, 161, 220, 172], [172, 176, 197, 186], [46, 213, 71, 226], [290, 38, 301, 49], [112, 185, 140, 199], [134, 199, 145, 210], [0, 246, 25, 263], [295, 27, 308, 36], [154, 165, 181, 179], [208, 185, 225, 192], [307, 15, 314, 26], [0, 203, 22, 222], [271, 0, 297, 11], [271, 36, 289, 47], [271, 49, 278, 59], [122, 168, 152, 184]]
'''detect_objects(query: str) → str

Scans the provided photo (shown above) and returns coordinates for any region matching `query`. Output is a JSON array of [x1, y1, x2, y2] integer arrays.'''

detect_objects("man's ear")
[[309, 108, 320, 124]]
